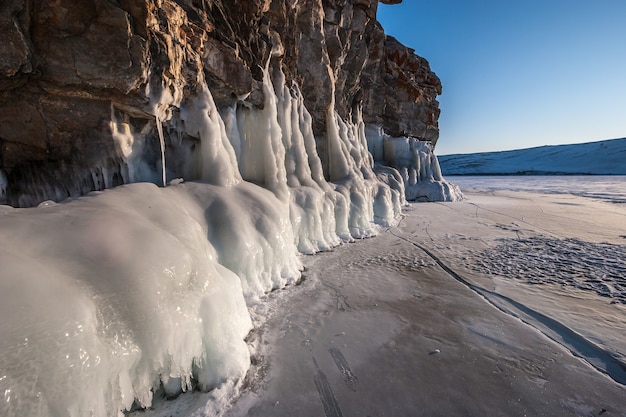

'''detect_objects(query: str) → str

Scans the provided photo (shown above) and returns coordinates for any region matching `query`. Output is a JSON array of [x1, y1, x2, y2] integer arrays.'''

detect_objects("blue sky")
[[377, 0, 626, 155]]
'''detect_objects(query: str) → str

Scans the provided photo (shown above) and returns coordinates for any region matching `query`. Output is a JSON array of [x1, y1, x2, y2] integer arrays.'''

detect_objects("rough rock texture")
[[0, 0, 442, 207], [374, 36, 442, 142]]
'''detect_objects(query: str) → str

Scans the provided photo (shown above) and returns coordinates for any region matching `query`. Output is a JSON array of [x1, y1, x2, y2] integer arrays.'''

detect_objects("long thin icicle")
[[155, 114, 167, 187]]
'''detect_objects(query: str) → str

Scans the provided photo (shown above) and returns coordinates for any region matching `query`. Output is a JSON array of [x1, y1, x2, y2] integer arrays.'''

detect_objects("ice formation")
[[0, 64, 457, 417], [0, 184, 254, 417], [365, 125, 464, 202]]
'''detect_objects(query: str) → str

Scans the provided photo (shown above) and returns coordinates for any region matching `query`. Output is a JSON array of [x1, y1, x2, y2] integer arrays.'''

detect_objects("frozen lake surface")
[[222, 190, 626, 417], [141, 187, 626, 417], [448, 175, 626, 204]]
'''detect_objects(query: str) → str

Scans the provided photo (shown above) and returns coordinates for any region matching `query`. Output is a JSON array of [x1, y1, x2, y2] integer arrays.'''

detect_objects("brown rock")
[[0, 0, 442, 206], [363, 35, 442, 143], [0, 0, 34, 88], [31, 0, 148, 93]]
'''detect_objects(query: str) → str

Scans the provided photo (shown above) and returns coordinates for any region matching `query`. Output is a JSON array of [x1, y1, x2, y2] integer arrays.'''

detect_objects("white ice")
[[4, 62, 621, 417], [0, 183, 253, 417], [0, 63, 447, 416], [365, 126, 463, 202]]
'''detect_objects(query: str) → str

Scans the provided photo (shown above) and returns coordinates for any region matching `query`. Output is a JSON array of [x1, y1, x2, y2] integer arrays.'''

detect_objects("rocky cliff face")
[[0, 0, 443, 207], [0, 3, 462, 415]]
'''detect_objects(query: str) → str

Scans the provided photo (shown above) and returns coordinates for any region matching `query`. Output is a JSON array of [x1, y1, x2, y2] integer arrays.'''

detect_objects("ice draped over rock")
[[0, 0, 458, 206], [366, 125, 463, 202], [0, 1, 462, 416], [0, 63, 415, 417]]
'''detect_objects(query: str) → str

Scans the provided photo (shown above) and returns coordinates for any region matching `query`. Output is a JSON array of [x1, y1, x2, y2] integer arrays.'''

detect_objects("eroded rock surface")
[[0, 0, 442, 206]]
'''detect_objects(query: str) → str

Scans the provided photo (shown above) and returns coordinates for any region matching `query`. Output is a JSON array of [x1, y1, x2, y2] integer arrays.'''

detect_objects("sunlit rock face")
[[0, 0, 447, 206], [373, 36, 443, 144]]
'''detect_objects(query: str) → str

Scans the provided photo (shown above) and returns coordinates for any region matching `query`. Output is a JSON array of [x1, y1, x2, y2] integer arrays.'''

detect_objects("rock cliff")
[[0, 0, 448, 207], [0, 2, 464, 415]]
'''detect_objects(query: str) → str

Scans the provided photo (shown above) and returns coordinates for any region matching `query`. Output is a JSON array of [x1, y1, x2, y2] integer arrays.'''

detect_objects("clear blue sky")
[[377, 0, 626, 155]]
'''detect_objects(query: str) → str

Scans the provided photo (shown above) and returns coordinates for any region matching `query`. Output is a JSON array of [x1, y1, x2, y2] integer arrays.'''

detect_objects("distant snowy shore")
[[439, 137, 626, 176], [447, 175, 626, 204]]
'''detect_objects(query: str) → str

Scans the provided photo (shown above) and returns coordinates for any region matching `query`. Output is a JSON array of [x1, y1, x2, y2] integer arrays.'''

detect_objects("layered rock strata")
[[0, 0, 451, 207]]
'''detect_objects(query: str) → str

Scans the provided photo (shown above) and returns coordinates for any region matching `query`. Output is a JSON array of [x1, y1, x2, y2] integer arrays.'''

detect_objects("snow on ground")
[[473, 236, 626, 303], [439, 137, 626, 175]]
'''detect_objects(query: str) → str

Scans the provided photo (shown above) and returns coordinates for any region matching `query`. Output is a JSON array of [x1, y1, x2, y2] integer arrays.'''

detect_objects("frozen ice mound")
[[0, 183, 253, 417]]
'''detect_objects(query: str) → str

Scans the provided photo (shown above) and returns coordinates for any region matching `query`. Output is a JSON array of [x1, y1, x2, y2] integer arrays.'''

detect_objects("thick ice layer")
[[365, 125, 463, 202], [0, 183, 254, 417], [179, 181, 301, 301]]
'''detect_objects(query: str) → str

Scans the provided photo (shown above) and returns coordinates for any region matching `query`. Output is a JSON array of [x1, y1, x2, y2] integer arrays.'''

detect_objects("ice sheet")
[[449, 175, 626, 204], [222, 191, 626, 417]]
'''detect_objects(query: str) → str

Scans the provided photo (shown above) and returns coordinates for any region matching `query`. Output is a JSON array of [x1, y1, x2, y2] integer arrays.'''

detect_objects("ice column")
[[176, 80, 301, 300], [229, 66, 401, 251], [272, 68, 345, 251], [324, 101, 402, 233], [180, 86, 242, 186], [155, 114, 167, 186], [234, 70, 289, 202], [109, 108, 153, 187]]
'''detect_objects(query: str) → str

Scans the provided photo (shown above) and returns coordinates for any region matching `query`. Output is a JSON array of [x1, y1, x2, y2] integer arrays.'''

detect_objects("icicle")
[[325, 107, 351, 181], [155, 114, 167, 187], [234, 68, 289, 201]]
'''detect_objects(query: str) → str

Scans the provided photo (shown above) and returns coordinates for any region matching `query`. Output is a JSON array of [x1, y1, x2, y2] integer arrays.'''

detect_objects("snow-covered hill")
[[439, 138, 626, 175]]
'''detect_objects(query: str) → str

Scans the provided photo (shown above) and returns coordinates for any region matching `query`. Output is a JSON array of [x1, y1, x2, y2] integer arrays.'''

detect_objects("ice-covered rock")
[[366, 125, 464, 202], [0, 1, 462, 416], [0, 0, 443, 207], [0, 61, 406, 417]]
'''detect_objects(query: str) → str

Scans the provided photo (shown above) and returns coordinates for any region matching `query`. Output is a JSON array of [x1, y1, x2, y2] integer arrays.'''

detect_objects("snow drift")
[[0, 67, 456, 417]]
